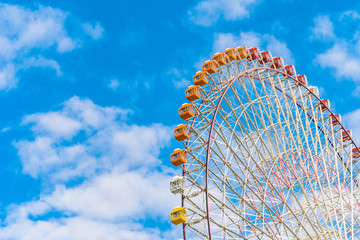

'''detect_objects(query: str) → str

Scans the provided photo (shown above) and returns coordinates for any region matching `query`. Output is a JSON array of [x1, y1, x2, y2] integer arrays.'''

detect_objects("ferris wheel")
[[169, 46, 360, 239]]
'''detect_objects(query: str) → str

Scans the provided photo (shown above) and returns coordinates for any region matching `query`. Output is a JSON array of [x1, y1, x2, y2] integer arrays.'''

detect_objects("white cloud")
[[40, 170, 175, 221], [212, 32, 262, 53], [0, 169, 179, 239], [311, 15, 335, 40], [0, 4, 76, 57], [0, 3, 103, 90], [23, 56, 62, 76], [238, 32, 262, 48], [107, 79, 120, 90], [22, 96, 130, 139], [343, 108, 360, 144], [15, 96, 149, 181], [212, 33, 238, 52], [3, 167, 178, 221], [213, 31, 295, 63], [0, 64, 17, 89], [340, 10, 360, 20], [0, 169, 180, 239], [312, 13, 360, 88], [1, 126, 10, 132], [265, 36, 293, 64], [173, 78, 191, 89], [24, 112, 82, 139], [0, 218, 171, 240], [3, 96, 181, 239], [352, 86, 360, 97], [167, 68, 191, 89], [189, 0, 258, 26], [82, 22, 104, 40], [316, 44, 360, 82], [56, 37, 77, 53]]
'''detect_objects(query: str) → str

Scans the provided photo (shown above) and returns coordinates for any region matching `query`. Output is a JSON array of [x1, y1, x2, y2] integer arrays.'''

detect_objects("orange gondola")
[[235, 46, 248, 59], [179, 103, 195, 120], [185, 85, 201, 102], [170, 149, 187, 166], [224, 48, 236, 62], [212, 52, 226, 66], [202, 60, 217, 74], [174, 124, 190, 141], [193, 71, 208, 86]]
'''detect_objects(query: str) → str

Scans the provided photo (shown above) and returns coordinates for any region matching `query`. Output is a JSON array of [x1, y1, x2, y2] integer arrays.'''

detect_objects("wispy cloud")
[[16, 96, 134, 181], [0, 3, 104, 90], [188, 0, 258, 27], [23, 56, 62, 76], [316, 44, 360, 82], [310, 15, 335, 40], [82, 22, 104, 40], [107, 79, 120, 90], [343, 108, 360, 143], [312, 13, 360, 95], [166, 68, 191, 89], [213, 32, 294, 64], [4, 96, 180, 239], [340, 10, 360, 20]]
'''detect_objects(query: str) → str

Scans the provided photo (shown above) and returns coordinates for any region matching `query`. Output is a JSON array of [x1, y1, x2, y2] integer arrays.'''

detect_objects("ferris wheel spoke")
[[262, 71, 340, 208], [256, 71, 339, 234], [208, 191, 277, 239], [273, 69, 358, 235], [242, 93, 324, 237], [208, 125, 306, 238], [301, 104, 351, 234], [206, 147, 292, 238], [218, 68, 336, 237], [209, 196, 273, 239], [287, 91, 354, 233]]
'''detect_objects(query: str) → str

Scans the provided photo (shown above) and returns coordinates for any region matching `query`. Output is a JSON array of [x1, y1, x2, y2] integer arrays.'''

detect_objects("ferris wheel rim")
[[182, 65, 360, 240]]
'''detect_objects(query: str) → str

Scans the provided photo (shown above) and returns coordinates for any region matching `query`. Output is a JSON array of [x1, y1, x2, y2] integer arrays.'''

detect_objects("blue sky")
[[0, 0, 359, 239]]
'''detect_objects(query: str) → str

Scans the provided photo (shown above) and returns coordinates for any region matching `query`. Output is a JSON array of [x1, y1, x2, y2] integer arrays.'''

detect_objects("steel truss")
[[181, 53, 360, 240]]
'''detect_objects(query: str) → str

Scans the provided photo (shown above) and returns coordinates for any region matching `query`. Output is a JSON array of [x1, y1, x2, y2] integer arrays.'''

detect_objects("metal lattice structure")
[[170, 47, 360, 240]]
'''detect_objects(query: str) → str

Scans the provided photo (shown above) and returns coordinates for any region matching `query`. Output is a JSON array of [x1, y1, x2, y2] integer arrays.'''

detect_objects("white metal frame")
[[177, 50, 360, 240]]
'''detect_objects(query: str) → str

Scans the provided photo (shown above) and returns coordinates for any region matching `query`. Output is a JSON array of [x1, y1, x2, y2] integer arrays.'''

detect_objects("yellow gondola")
[[170, 207, 187, 225]]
